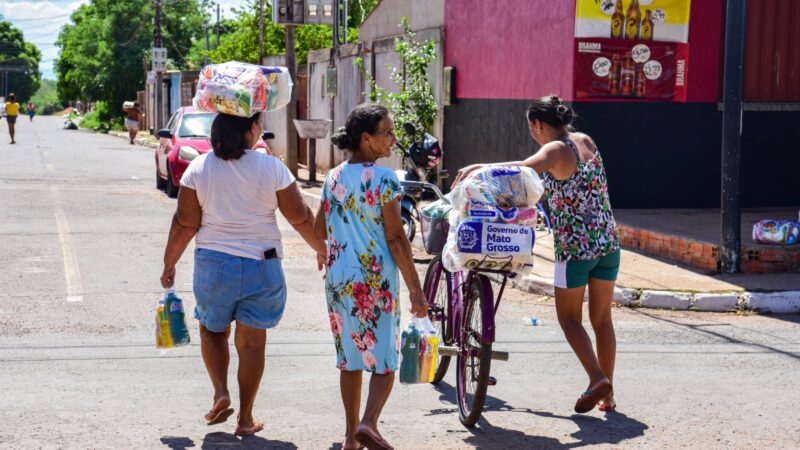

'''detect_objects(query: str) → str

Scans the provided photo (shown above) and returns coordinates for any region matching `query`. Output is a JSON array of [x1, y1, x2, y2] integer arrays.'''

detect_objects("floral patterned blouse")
[[321, 161, 403, 373], [543, 138, 620, 262]]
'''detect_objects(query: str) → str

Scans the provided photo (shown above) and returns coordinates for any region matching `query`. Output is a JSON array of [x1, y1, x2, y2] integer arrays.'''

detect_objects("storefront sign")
[[575, 0, 692, 43], [574, 38, 689, 102]]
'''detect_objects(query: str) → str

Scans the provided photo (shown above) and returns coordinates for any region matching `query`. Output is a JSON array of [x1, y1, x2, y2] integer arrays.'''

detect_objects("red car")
[[155, 106, 274, 197]]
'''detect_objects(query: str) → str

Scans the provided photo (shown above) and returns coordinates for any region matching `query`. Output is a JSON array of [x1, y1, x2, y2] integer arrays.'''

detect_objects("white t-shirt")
[[180, 150, 296, 259]]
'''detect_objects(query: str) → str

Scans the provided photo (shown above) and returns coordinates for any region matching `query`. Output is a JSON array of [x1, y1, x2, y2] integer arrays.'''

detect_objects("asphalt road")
[[1, 116, 798, 449]]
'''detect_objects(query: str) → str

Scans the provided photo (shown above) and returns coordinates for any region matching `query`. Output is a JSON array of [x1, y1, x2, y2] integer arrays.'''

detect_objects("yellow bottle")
[[159, 303, 173, 348], [427, 335, 439, 383]]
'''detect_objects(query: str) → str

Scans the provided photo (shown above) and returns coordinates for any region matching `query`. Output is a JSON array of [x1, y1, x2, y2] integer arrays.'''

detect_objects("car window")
[[178, 113, 216, 138], [166, 111, 179, 134]]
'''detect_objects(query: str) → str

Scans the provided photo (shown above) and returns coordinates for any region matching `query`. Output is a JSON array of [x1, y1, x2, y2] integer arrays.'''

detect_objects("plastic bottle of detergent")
[[427, 333, 439, 383], [399, 320, 420, 384], [163, 288, 190, 346], [158, 299, 173, 348]]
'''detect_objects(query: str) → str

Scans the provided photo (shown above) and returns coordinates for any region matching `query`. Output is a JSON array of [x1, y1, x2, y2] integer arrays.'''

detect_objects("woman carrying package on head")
[[160, 61, 326, 435], [453, 95, 621, 414], [314, 104, 427, 450]]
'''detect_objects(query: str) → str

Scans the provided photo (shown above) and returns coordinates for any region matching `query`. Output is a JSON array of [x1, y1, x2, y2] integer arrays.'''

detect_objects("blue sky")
[[1, 0, 248, 80]]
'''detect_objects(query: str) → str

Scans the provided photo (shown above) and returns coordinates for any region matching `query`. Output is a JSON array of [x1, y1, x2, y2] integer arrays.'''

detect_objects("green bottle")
[[164, 288, 190, 346], [399, 320, 421, 384]]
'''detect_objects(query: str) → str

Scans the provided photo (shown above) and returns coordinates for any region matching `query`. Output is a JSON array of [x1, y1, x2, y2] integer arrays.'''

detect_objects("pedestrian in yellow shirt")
[[5, 93, 20, 144]]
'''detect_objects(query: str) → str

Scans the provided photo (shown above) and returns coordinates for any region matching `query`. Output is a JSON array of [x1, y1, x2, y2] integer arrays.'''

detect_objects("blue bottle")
[[164, 288, 190, 346], [399, 320, 421, 384]]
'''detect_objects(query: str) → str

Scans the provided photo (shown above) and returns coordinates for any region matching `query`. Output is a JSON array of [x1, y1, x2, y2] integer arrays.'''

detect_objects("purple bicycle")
[[403, 180, 548, 427]]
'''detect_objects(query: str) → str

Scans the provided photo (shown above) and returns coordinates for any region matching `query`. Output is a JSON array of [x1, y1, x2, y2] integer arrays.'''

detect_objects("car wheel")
[[166, 164, 179, 198], [156, 167, 167, 190]]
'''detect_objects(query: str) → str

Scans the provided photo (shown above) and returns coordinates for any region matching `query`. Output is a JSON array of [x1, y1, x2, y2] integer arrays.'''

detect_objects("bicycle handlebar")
[[399, 180, 450, 204]]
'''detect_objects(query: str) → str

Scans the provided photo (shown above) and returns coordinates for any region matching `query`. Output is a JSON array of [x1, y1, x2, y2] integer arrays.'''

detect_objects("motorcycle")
[[394, 123, 447, 242]]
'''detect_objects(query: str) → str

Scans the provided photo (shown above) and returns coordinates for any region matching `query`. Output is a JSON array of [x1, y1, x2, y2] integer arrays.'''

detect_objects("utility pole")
[[205, 26, 210, 65], [285, 24, 299, 176], [154, 0, 164, 131], [258, 0, 265, 64], [720, 0, 748, 273], [216, 3, 220, 48]]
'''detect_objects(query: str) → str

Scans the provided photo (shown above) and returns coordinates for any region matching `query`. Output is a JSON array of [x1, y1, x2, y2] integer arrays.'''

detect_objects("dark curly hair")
[[331, 103, 390, 152], [210, 112, 261, 161], [527, 94, 576, 128]]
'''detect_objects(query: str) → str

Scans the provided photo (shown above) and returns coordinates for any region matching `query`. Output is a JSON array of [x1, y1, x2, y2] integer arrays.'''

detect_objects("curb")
[[300, 183, 800, 315], [109, 131, 159, 149]]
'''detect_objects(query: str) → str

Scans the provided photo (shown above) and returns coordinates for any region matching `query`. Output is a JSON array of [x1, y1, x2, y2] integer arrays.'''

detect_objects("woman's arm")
[[161, 187, 202, 288], [452, 142, 569, 186], [313, 203, 327, 240], [382, 198, 427, 318], [277, 182, 327, 258]]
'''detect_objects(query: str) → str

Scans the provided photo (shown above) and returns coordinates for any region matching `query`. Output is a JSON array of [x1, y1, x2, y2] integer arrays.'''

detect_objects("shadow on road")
[[160, 433, 298, 449], [426, 381, 648, 449]]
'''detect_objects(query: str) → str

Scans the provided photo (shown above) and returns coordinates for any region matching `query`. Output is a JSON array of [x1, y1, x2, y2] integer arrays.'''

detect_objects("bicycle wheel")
[[423, 256, 451, 383], [456, 274, 493, 427]]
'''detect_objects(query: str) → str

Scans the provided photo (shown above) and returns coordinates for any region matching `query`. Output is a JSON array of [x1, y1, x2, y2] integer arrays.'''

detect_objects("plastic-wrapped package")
[[449, 166, 544, 211], [752, 220, 799, 245], [193, 61, 293, 117], [442, 166, 544, 274]]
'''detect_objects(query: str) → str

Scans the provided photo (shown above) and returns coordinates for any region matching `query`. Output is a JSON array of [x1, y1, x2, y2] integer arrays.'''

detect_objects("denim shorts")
[[193, 248, 287, 332], [553, 249, 621, 289]]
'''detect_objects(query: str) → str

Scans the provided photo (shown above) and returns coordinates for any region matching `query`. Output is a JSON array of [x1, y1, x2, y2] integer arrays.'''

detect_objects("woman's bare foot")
[[234, 413, 264, 436], [343, 436, 364, 450], [204, 393, 232, 424], [354, 423, 392, 450]]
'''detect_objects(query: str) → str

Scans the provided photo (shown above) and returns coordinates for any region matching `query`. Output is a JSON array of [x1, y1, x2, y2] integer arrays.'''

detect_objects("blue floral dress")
[[321, 161, 403, 373]]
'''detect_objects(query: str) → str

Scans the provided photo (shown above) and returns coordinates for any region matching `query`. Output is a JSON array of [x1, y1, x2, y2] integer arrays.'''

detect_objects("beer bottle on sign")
[[609, 54, 621, 96], [610, 0, 625, 39], [641, 9, 654, 41], [621, 52, 635, 96], [635, 64, 647, 98], [625, 0, 641, 40]]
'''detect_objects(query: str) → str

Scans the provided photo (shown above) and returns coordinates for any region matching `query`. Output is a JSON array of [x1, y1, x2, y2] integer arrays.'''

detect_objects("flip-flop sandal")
[[574, 379, 612, 413], [599, 401, 617, 412], [205, 407, 234, 426], [234, 422, 264, 436], [354, 424, 393, 450]]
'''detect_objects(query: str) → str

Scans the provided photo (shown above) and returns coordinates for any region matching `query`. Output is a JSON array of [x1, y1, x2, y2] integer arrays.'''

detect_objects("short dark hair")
[[527, 94, 576, 128], [331, 103, 390, 152], [8, 93, 16, 102], [210, 113, 261, 161]]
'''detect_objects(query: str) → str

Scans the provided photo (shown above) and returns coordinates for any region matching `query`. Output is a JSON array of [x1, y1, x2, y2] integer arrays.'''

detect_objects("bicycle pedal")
[[487, 376, 497, 386]]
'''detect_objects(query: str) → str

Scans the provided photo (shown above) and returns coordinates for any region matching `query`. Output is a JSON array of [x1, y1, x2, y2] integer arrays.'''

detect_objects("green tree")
[[0, 21, 42, 103], [357, 18, 437, 155], [29, 79, 63, 115], [55, 0, 210, 120]]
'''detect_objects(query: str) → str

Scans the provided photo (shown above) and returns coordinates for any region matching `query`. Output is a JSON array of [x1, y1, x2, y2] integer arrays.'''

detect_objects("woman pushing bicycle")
[[453, 94, 620, 414]]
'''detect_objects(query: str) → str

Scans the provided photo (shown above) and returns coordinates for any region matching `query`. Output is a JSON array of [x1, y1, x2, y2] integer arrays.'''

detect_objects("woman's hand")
[[409, 290, 428, 318], [451, 163, 486, 187], [160, 264, 176, 289]]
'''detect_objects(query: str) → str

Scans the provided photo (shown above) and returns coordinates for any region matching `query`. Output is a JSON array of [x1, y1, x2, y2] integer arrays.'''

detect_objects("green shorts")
[[553, 249, 621, 289]]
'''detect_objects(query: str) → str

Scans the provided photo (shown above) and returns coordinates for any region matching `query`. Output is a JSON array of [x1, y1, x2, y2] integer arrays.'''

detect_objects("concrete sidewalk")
[[109, 129, 799, 315], [293, 169, 799, 315]]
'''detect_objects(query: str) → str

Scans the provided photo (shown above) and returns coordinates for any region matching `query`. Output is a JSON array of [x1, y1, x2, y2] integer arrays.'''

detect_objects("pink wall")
[[445, 0, 724, 103], [445, 0, 577, 101]]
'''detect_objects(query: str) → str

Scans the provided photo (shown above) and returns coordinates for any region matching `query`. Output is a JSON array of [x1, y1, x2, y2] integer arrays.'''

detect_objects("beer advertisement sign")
[[574, 39, 689, 102], [575, 0, 692, 43]]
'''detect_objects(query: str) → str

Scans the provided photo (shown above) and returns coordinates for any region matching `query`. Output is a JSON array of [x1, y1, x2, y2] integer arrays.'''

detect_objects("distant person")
[[453, 95, 620, 414], [27, 102, 36, 122], [5, 93, 20, 144], [161, 112, 326, 436], [314, 104, 427, 450], [122, 102, 143, 144]]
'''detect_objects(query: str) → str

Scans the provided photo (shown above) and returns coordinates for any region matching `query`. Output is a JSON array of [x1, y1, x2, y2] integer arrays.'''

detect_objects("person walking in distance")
[[26, 102, 36, 122], [453, 95, 620, 414], [160, 112, 327, 435], [315, 104, 428, 450], [123, 102, 143, 144], [4, 93, 20, 144]]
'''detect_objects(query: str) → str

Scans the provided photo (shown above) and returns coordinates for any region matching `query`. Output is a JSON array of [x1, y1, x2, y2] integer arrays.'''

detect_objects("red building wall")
[[445, 0, 725, 103]]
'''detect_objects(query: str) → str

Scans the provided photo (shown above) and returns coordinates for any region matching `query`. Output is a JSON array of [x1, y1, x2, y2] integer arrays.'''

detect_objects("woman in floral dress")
[[314, 104, 427, 450], [454, 95, 621, 415]]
